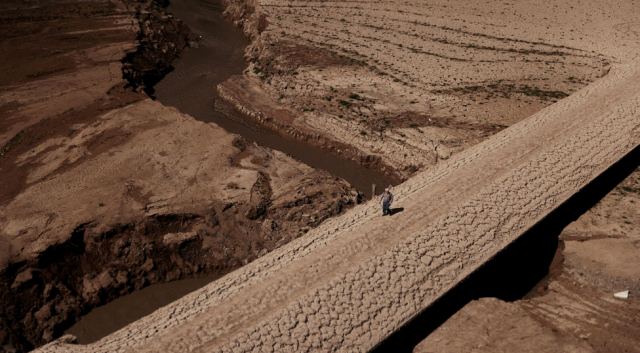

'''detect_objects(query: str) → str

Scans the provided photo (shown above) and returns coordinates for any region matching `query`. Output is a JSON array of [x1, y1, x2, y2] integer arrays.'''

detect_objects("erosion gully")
[[67, 0, 395, 344]]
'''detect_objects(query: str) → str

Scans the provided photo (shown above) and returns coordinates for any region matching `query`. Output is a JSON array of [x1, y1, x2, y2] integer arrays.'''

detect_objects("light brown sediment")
[[218, 0, 637, 179], [0, 1, 360, 350]]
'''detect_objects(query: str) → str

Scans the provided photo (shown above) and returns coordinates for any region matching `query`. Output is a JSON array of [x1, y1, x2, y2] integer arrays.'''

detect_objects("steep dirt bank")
[[0, 1, 360, 352], [0, 101, 357, 349], [121, 1, 191, 96], [414, 166, 640, 353], [0, 99, 359, 353], [216, 78, 405, 181]]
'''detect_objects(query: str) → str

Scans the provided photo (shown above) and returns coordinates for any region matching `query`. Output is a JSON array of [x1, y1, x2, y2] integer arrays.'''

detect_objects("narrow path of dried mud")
[[154, 0, 398, 194]]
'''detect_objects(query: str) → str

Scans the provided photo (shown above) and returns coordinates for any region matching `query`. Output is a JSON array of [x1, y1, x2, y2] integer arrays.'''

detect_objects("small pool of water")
[[66, 275, 217, 344]]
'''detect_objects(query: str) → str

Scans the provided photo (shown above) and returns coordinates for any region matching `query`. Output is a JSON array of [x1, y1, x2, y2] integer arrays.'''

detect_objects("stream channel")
[[66, 0, 397, 344]]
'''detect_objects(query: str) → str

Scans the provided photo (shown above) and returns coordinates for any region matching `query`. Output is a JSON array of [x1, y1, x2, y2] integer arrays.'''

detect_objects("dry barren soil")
[[35, 40, 640, 353], [0, 1, 359, 352], [217, 0, 638, 179]]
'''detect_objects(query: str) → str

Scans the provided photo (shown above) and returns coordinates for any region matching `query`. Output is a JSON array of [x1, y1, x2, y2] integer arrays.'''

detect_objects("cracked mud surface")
[[35, 60, 640, 352], [415, 167, 640, 353], [1, 0, 639, 352]]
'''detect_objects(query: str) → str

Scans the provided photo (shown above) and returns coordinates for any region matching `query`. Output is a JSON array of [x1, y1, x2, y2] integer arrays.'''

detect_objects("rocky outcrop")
[[121, 1, 191, 96]]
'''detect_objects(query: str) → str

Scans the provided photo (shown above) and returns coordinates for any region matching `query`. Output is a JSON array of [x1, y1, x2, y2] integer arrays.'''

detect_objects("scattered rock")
[[613, 290, 630, 299], [162, 232, 198, 246]]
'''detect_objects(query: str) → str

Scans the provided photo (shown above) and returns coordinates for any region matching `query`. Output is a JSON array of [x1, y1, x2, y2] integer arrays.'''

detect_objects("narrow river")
[[66, 0, 396, 344], [153, 0, 396, 194]]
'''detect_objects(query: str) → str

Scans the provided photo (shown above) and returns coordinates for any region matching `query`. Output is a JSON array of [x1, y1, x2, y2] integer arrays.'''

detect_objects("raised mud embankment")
[[216, 81, 404, 183], [34, 57, 640, 353]]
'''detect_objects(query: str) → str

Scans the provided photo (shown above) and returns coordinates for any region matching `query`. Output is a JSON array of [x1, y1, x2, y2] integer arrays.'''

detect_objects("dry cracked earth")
[[220, 0, 623, 178], [1, 0, 639, 352]]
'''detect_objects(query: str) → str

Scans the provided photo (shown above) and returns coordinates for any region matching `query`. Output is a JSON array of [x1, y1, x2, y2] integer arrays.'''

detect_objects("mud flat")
[[0, 1, 360, 352]]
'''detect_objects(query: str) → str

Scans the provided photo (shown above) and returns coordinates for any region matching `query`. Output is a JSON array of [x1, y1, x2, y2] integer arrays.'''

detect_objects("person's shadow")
[[388, 207, 404, 216]]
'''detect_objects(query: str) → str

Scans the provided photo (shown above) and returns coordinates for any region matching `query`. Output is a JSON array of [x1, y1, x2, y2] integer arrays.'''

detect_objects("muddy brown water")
[[66, 275, 217, 343], [66, 0, 396, 344], [153, 0, 397, 195]]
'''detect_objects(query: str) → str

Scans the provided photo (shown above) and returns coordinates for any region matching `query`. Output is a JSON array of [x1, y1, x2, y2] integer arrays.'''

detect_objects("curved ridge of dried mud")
[[34, 59, 640, 352]]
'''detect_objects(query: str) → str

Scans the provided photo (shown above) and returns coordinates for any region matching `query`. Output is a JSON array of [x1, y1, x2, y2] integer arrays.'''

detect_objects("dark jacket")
[[380, 191, 393, 205]]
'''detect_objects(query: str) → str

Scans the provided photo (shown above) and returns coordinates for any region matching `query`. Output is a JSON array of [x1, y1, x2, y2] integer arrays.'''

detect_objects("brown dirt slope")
[[1, 99, 359, 351], [0, 0, 138, 148], [34, 56, 640, 352]]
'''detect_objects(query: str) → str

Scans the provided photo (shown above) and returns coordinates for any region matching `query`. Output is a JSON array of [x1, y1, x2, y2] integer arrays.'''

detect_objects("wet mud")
[[66, 275, 217, 344]]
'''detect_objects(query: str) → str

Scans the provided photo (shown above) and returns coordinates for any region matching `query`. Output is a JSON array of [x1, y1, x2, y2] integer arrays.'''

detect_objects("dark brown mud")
[[153, 0, 398, 195]]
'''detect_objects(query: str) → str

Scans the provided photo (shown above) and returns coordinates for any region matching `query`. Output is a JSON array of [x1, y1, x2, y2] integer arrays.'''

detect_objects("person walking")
[[380, 186, 394, 216]]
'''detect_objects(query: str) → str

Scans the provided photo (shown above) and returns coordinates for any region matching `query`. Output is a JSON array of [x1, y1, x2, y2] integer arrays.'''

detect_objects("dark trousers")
[[382, 202, 391, 215]]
